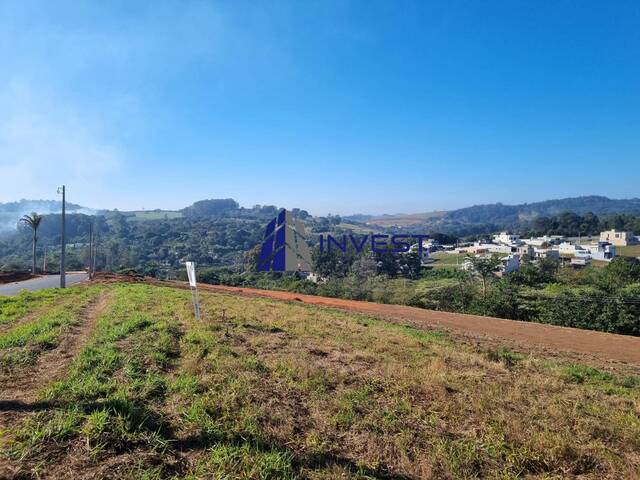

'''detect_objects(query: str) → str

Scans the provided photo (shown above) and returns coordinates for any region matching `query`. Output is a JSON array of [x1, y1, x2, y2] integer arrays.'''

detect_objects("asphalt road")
[[0, 273, 88, 296]]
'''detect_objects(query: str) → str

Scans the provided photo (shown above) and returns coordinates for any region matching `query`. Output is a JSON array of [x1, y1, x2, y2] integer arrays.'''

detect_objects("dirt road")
[[194, 284, 640, 366]]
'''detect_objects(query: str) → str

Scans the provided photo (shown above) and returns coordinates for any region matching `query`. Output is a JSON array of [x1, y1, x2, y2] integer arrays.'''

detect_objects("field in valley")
[[0, 282, 639, 479], [619, 245, 640, 258], [428, 252, 466, 269]]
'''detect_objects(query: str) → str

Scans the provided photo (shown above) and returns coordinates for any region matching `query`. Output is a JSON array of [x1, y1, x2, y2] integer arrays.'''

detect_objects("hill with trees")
[[363, 196, 640, 235]]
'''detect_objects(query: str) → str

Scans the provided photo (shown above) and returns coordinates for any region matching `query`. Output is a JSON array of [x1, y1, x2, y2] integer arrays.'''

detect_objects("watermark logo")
[[258, 209, 313, 272]]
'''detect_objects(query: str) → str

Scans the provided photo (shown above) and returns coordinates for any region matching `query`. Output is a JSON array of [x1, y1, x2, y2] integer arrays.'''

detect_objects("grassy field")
[[1, 283, 639, 479], [618, 244, 640, 258], [127, 210, 184, 221], [429, 252, 466, 269], [0, 288, 76, 329], [364, 211, 447, 227]]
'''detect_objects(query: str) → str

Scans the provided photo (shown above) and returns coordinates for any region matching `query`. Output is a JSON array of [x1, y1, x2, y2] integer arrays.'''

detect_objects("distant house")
[[570, 257, 590, 268], [523, 235, 565, 247], [459, 242, 491, 254], [514, 244, 534, 259], [599, 229, 638, 246], [462, 253, 521, 276], [408, 241, 432, 266], [533, 248, 560, 261], [583, 242, 616, 262], [493, 232, 522, 246], [499, 254, 521, 274], [557, 242, 587, 257], [485, 244, 513, 255]]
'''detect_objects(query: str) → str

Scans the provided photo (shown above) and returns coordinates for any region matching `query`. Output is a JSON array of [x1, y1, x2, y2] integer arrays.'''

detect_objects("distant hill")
[[3, 194, 640, 237], [445, 196, 640, 224], [2, 195, 640, 272], [361, 196, 640, 235], [345, 211, 448, 227], [0, 199, 92, 233]]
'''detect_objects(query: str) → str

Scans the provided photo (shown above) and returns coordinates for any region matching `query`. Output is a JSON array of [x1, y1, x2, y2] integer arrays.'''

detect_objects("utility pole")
[[92, 223, 98, 278], [43, 245, 47, 273], [88, 222, 93, 279], [58, 185, 66, 288]]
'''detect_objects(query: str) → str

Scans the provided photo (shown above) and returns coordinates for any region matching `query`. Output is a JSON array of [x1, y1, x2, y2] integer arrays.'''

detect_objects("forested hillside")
[[370, 196, 640, 235], [0, 200, 346, 275], [1, 196, 640, 275]]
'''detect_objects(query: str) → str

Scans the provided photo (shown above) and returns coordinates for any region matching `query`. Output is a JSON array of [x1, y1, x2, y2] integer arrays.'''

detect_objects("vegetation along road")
[[0, 280, 638, 478]]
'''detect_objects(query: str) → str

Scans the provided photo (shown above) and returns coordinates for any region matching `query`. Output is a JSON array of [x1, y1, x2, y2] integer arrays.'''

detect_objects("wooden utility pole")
[[58, 185, 66, 288], [92, 224, 98, 277], [88, 222, 93, 279]]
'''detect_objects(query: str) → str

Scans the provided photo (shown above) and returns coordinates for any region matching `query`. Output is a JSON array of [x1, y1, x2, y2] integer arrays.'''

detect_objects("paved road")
[[0, 273, 88, 296]]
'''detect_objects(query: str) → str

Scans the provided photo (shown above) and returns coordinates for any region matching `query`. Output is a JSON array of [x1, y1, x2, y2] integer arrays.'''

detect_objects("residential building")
[[493, 232, 522, 245], [408, 241, 432, 266], [557, 242, 588, 257], [583, 242, 616, 262], [533, 248, 560, 261], [599, 229, 638, 246], [514, 244, 534, 259], [523, 235, 565, 247], [570, 257, 590, 268], [485, 244, 513, 255], [499, 254, 521, 274], [462, 253, 521, 276]]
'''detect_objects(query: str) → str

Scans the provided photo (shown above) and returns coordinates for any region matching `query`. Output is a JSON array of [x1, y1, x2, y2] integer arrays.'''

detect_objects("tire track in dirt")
[[31, 289, 191, 480], [0, 295, 76, 335], [0, 310, 42, 336], [0, 291, 111, 443]]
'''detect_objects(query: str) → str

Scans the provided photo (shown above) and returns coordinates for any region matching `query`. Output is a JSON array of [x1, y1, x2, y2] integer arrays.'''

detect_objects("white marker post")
[[185, 261, 201, 321]]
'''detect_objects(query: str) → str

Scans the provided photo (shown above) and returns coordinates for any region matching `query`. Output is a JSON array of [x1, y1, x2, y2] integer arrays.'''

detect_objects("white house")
[[557, 242, 588, 256], [499, 254, 521, 274], [408, 241, 432, 266], [462, 253, 521, 276], [493, 232, 522, 246], [533, 248, 560, 261], [523, 235, 565, 247], [583, 242, 616, 262], [570, 257, 590, 268], [485, 244, 513, 255]]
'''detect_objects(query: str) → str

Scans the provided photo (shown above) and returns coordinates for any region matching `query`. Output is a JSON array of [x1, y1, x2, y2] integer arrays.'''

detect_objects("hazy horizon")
[[3, 194, 640, 220]]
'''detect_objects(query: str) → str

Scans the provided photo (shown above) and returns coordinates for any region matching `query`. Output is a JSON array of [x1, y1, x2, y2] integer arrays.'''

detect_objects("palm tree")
[[19, 212, 43, 275]]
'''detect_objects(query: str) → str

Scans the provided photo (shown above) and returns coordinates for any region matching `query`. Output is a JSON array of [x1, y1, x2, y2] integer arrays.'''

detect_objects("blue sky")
[[0, 1, 638, 215]]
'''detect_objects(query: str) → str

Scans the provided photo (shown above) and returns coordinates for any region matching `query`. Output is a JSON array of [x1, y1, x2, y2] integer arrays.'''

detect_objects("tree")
[[599, 256, 640, 289], [468, 255, 502, 298], [183, 199, 239, 217], [350, 251, 377, 279], [19, 212, 43, 274]]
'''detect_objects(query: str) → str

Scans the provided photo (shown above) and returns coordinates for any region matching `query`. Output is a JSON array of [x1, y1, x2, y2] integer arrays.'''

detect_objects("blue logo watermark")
[[258, 209, 313, 272], [257, 209, 429, 273]]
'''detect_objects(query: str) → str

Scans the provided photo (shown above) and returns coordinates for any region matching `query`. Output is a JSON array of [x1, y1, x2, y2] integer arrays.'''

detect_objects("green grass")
[[618, 244, 640, 258], [1, 283, 639, 479], [0, 286, 103, 367], [128, 210, 183, 221], [430, 252, 466, 268], [0, 288, 74, 328]]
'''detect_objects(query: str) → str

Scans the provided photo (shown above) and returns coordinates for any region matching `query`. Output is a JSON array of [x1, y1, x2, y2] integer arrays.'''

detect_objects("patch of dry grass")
[[2, 283, 639, 479]]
